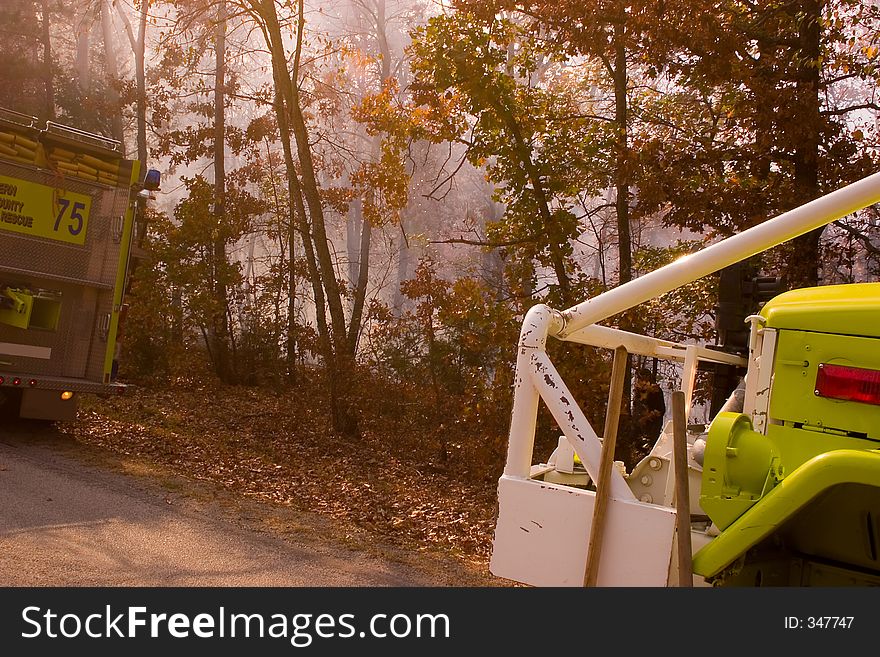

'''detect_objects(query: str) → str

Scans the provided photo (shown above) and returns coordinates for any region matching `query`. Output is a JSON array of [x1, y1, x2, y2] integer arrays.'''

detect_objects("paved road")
[[0, 425, 468, 587]]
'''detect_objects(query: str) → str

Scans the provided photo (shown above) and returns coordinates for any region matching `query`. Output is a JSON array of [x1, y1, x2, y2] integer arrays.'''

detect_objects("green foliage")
[[121, 175, 269, 382], [629, 241, 717, 344], [408, 11, 613, 296], [350, 81, 412, 227], [634, 0, 880, 286], [120, 210, 202, 383], [360, 257, 520, 474], [0, 1, 46, 117]]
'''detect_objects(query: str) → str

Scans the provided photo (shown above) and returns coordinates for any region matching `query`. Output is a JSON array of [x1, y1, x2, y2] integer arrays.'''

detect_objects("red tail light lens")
[[815, 363, 880, 406], [11, 377, 20, 386]]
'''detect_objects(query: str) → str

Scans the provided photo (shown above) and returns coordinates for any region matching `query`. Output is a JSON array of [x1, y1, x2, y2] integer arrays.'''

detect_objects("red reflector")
[[12, 377, 21, 386], [815, 363, 880, 406], [28, 379, 37, 387], [0, 376, 4, 385]]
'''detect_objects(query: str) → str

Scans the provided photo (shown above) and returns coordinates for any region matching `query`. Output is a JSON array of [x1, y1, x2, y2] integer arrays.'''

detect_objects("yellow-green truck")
[[0, 108, 156, 421]]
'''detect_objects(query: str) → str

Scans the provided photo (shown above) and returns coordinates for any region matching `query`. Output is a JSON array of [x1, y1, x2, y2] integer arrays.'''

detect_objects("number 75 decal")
[[54, 198, 87, 236]]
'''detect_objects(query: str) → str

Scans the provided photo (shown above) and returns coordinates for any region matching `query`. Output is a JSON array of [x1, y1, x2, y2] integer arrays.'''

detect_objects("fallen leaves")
[[60, 383, 499, 566]]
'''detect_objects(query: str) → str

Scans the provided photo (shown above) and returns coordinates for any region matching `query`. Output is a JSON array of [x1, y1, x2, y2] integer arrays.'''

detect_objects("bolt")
[[640, 494, 653, 504], [640, 475, 652, 486], [649, 458, 661, 471]]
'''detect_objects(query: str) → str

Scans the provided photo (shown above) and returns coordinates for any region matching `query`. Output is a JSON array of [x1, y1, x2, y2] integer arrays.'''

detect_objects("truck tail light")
[[815, 363, 880, 406]]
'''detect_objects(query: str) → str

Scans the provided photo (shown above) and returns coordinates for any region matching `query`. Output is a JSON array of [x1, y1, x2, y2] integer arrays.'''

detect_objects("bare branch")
[[430, 236, 535, 248], [821, 102, 880, 116], [114, 0, 137, 50], [833, 220, 880, 255], [423, 149, 470, 201]]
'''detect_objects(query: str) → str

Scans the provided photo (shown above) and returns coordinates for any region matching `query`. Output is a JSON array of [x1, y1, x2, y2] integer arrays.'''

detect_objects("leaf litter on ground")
[[59, 383, 502, 579]]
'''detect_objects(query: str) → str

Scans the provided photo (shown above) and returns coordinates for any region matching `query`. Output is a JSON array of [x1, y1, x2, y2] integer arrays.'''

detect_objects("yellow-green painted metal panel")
[[761, 283, 880, 338], [770, 329, 880, 439]]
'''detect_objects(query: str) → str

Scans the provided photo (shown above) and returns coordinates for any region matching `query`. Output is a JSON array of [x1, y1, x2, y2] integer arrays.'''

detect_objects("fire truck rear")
[[0, 108, 157, 421]]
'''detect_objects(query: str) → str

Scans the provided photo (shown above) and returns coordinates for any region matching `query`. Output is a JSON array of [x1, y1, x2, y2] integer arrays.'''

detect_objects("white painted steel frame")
[[494, 171, 880, 586], [504, 171, 880, 486]]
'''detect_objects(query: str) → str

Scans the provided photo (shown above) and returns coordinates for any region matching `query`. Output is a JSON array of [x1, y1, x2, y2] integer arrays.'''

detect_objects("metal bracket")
[[99, 312, 111, 341], [111, 215, 125, 243]]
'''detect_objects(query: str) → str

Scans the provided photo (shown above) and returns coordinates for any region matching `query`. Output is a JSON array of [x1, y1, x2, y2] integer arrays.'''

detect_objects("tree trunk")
[[255, 0, 357, 436], [497, 101, 572, 302], [347, 198, 372, 352], [39, 0, 54, 121], [611, 7, 633, 445], [786, 0, 822, 289], [286, 216, 298, 383], [392, 222, 410, 316], [212, 0, 232, 382], [115, 0, 149, 242], [285, 0, 359, 436], [75, 17, 91, 95], [481, 200, 505, 295], [265, 14, 330, 354], [171, 285, 183, 346], [286, 38, 347, 352], [135, 0, 148, 171], [613, 18, 631, 287], [100, 0, 124, 142], [347, 0, 396, 351], [346, 199, 362, 289]]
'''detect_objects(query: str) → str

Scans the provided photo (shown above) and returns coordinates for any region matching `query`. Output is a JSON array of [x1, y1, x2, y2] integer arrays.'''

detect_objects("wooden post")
[[671, 390, 693, 587], [584, 345, 628, 587]]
